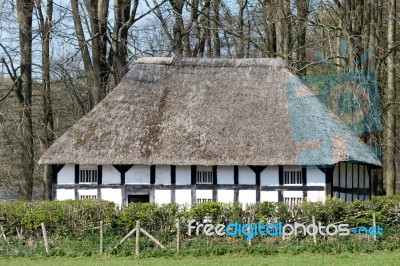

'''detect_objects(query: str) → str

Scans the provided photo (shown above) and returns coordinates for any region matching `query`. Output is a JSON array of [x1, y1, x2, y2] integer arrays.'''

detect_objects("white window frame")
[[283, 166, 302, 186], [79, 194, 97, 200], [196, 198, 212, 204], [79, 165, 98, 184], [196, 166, 213, 184], [283, 197, 302, 209]]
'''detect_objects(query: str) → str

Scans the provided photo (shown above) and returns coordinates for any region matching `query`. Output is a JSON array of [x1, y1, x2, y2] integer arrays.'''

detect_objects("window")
[[80, 195, 97, 200], [284, 197, 302, 208], [79, 165, 98, 184], [128, 194, 150, 203], [197, 198, 212, 204], [284, 170, 302, 185], [196, 167, 213, 184]]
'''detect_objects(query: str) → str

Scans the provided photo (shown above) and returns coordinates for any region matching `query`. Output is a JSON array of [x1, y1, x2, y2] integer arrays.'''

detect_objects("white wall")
[[196, 190, 212, 201], [364, 166, 370, 188], [307, 167, 325, 186], [125, 165, 150, 184], [346, 163, 352, 188], [156, 165, 170, 185], [218, 166, 234, 184], [176, 166, 191, 185], [101, 188, 122, 207], [238, 166, 255, 185], [283, 191, 303, 198], [102, 165, 120, 184], [56, 189, 75, 200], [260, 166, 279, 186], [353, 164, 358, 188], [239, 190, 256, 205], [339, 192, 345, 201], [58, 164, 75, 184], [260, 191, 278, 202], [218, 190, 234, 203], [175, 189, 192, 205], [78, 189, 97, 196], [154, 190, 171, 204], [307, 191, 325, 202]]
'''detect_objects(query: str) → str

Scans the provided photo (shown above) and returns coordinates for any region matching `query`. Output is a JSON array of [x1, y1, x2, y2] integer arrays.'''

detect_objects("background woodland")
[[0, 0, 399, 200]]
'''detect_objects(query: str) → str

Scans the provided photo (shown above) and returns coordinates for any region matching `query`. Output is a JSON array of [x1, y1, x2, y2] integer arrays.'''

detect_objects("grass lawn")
[[1, 251, 399, 266]]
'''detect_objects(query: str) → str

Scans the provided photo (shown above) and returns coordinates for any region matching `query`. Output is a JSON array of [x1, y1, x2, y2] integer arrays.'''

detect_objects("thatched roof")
[[39, 58, 381, 166]]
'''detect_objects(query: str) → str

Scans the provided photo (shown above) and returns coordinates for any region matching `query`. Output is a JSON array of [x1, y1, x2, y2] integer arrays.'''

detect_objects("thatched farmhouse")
[[39, 58, 381, 207]]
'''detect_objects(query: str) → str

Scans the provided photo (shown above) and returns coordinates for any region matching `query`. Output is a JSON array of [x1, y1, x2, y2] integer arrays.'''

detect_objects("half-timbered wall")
[[332, 162, 371, 201], [53, 163, 371, 207]]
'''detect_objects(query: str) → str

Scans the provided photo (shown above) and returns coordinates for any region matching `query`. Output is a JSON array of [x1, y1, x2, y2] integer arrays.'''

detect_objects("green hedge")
[[0, 196, 399, 238], [0, 200, 116, 236]]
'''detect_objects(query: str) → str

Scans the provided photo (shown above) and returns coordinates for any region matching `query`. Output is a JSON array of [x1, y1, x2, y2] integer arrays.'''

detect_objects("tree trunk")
[[275, 0, 289, 61], [169, 0, 185, 57], [264, 0, 276, 57], [16, 0, 34, 201], [204, 0, 212, 57], [110, 0, 139, 84], [71, 0, 95, 108], [36, 0, 54, 200], [385, 0, 396, 195], [296, 0, 309, 76], [237, 0, 246, 58], [212, 0, 220, 57]]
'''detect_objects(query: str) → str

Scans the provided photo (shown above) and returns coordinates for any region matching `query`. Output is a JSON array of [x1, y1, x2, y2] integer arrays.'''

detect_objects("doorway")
[[128, 194, 150, 203]]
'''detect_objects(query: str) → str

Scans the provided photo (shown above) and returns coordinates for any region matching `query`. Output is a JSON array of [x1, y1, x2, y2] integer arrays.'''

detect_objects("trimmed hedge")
[[0, 200, 116, 236], [0, 196, 399, 238]]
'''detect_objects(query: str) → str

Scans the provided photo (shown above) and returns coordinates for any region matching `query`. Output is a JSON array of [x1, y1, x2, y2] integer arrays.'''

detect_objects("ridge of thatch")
[[39, 57, 381, 166]]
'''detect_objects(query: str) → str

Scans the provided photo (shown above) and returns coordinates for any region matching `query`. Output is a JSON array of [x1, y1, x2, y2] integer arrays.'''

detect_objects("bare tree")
[[385, 0, 396, 195], [16, 0, 35, 200], [35, 0, 54, 200], [295, 0, 309, 75], [70, 0, 109, 108], [109, 0, 139, 84]]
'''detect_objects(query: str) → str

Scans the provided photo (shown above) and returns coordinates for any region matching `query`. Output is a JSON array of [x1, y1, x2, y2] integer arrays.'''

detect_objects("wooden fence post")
[[0, 225, 6, 242], [373, 213, 376, 241], [99, 221, 103, 254], [41, 222, 49, 254], [136, 221, 140, 256], [312, 216, 317, 245], [16, 227, 21, 240], [139, 228, 166, 249], [113, 228, 137, 250], [176, 219, 180, 253]]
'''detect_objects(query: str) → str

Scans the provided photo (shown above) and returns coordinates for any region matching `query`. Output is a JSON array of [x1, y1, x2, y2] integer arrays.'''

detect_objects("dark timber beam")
[[278, 166, 283, 202], [150, 165, 156, 184], [51, 164, 64, 200], [212, 166, 218, 202], [113, 165, 133, 185], [113, 165, 133, 206], [74, 164, 79, 200], [325, 167, 333, 197], [302, 166, 307, 198], [191, 165, 196, 204], [55, 184, 325, 191], [248, 166, 267, 203], [234, 166, 239, 201], [97, 165, 102, 199], [171, 165, 176, 203]]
